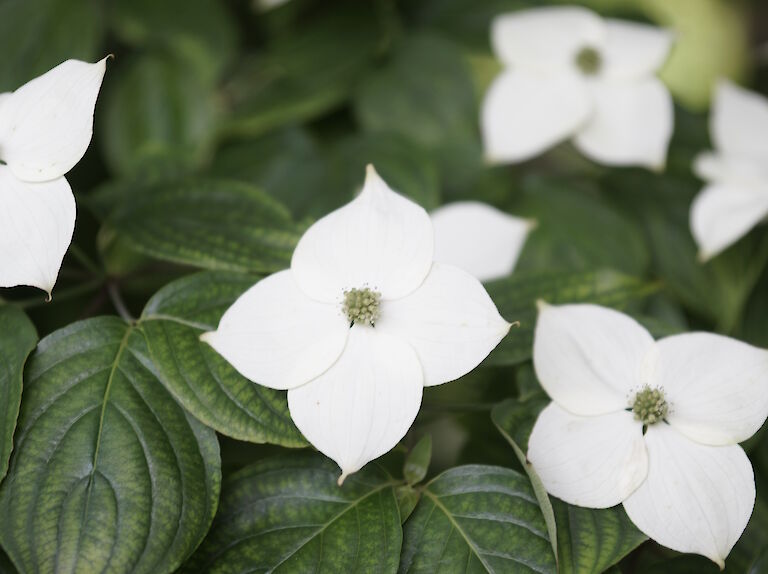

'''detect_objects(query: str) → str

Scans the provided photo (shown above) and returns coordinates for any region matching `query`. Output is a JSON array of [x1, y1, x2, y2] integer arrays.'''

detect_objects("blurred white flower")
[[690, 81, 768, 261], [0, 58, 108, 295], [202, 166, 510, 483], [431, 201, 534, 282], [482, 6, 674, 169], [528, 302, 768, 567]]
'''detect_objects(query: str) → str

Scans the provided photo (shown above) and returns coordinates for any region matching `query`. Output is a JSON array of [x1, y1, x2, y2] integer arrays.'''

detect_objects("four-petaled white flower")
[[482, 6, 674, 169], [202, 166, 511, 483], [528, 302, 768, 567], [0, 58, 108, 296], [690, 81, 768, 261], [431, 201, 534, 282]]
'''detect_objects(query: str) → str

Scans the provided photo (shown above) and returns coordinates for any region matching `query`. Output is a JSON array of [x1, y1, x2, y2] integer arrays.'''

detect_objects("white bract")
[[202, 166, 511, 483], [690, 81, 768, 261], [0, 58, 108, 296], [528, 303, 768, 567], [482, 6, 674, 169], [431, 201, 534, 282]]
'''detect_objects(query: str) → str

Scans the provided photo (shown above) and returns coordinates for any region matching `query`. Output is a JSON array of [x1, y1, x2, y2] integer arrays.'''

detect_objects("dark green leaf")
[[139, 271, 305, 446], [400, 465, 557, 573], [0, 0, 102, 91], [221, 5, 380, 138], [404, 435, 432, 485], [485, 270, 656, 366], [106, 178, 302, 273], [553, 499, 647, 574], [109, 0, 237, 83], [100, 52, 218, 176], [513, 177, 649, 276], [0, 307, 37, 481], [184, 452, 402, 573], [0, 317, 220, 574], [0, 548, 17, 574], [354, 33, 483, 187], [396, 485, 421, 524]]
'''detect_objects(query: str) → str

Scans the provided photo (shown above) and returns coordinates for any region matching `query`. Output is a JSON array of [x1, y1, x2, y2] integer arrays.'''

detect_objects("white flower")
[[482, 6, 674, 169], [527, 302, 768, 567], [690, 81, 768, 261], [0, 58, 108, 296], [202, 166, 511, 482], [431, 201, 534, 282]]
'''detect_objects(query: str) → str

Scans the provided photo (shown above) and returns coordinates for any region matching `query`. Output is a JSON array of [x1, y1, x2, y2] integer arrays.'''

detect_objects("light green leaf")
[[109, 0, 237, 83], [100, 52, 218, 177], [400, 465, 557, 573], [0, 317, 220, 574], [485, 270, 656, 366], [139, 271, 305, 446], [404, 435, 432, 486], [184, 452, 402, 573], [0, 307, 37, 482], [106, 178, 302, 273], [0, 0, 102, 91]]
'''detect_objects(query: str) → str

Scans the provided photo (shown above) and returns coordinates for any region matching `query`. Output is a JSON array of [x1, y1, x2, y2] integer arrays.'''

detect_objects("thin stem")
[[107, 281, 135, 323]]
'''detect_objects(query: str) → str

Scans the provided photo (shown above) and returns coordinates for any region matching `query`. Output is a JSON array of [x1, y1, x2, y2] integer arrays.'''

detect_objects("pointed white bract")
[[528, 303, 768, 567], [204, 166, 511, 481], [0, 58, 107, 295], [430, 201, 533, 282], [482, 6, 674, 168], [690, 81, 768, 260]]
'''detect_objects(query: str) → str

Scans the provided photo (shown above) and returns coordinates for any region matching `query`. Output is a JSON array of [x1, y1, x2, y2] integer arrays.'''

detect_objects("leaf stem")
[[107, 281, 135, 323]]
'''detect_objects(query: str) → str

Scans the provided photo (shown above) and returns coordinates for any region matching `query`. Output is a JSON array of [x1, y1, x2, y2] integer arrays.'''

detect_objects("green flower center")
[[631, 386, 668, 426], [343, 287, 381, 326], [575, 46, 602, 76]]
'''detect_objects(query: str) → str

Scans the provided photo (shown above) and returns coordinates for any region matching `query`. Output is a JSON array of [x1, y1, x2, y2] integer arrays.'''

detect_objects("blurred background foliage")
[[1, 0, 768, 572]]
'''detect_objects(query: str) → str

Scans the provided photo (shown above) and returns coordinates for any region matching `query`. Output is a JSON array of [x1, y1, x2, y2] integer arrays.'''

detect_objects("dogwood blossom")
[[0, 58, 107, 295], [690, 81, 768, 260], [431, 201, 534, 282], [202, 166, 510, 482], [482, 6, 674, 169], [527, 303, 768, 567]]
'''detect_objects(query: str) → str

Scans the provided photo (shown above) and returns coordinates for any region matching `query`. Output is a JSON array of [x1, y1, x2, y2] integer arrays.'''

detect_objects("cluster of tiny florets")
[[575, 46, 602, 75], [343, 287, 381, 326], [631, 386, 668, 426]]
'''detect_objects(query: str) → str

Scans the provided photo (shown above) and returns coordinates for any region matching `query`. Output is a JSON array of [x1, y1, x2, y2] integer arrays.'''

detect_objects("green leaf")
[[0, 548, 17, 574], [396, 485, 421, 524], [0, 317, 220, 574], [485, 270, 656, 366], [100, 52, 218, 177], [513, 177, 650, 276], [400, 465, 557, 573], [552, 499, 647, 574], [139, 271, 305, 446], [221, 5, 380, 138], [106, 178, 302, 273], [0, 307, 37, 482], [0, 0, 103, 91], [404, 435, 432, 485], [109, 0, 237, 83], [354, 33, 483, 187], [184, 452, 402, 573], [491, 395, 558, 563]]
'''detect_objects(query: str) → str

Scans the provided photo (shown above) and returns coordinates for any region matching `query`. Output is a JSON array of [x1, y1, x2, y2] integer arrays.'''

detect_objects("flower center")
[[575, 46, 602, 76], [342, 287, 381, 326], [631, 386, 668, 426]]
